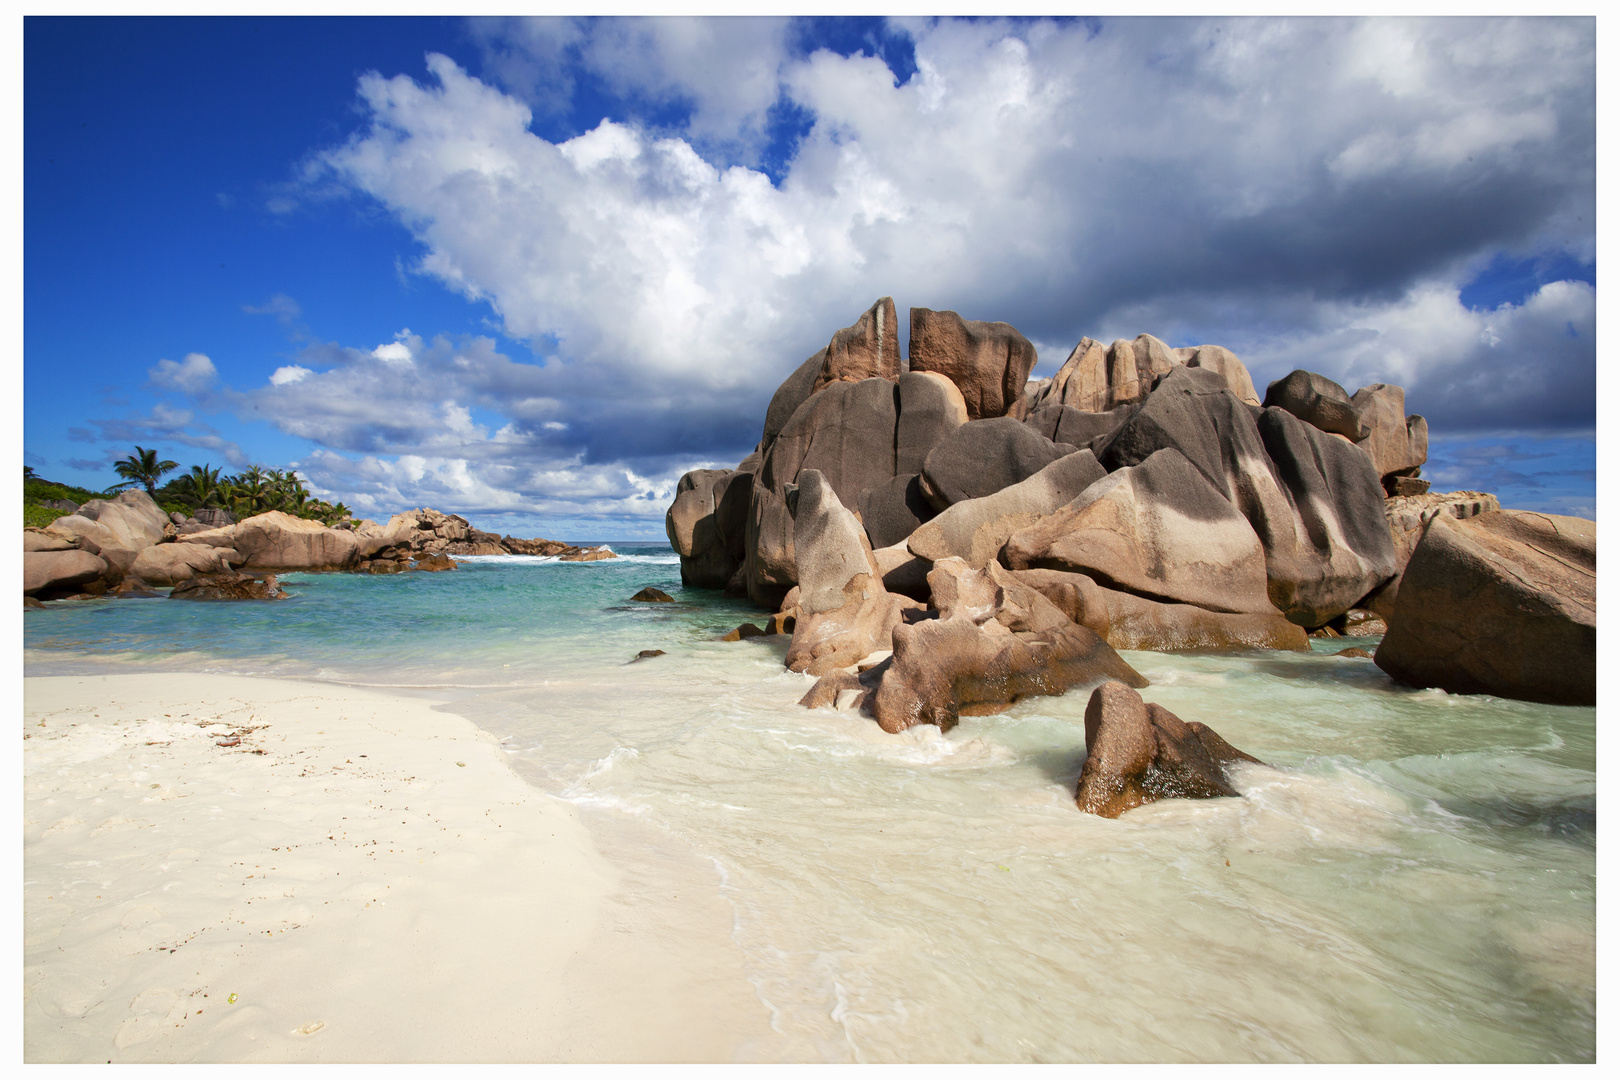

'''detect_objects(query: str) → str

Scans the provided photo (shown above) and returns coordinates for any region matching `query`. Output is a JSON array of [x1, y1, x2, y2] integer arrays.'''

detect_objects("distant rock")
[[1375, 510, 1595, 705], [907, 307, 1038, 421], [169, 571, 289, 601], [631, 587, 674, 602], [1075, 681, 1263, 818], [557, 546, 615, 562]]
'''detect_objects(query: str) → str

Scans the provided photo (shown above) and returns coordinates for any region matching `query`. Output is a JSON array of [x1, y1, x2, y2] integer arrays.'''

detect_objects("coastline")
[[22, 672, 774, 1063]]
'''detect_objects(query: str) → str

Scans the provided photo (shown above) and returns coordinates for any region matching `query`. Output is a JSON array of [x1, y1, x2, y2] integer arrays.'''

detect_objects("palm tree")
[[112, 446, 179, 498], [175, 464, 224, 509]]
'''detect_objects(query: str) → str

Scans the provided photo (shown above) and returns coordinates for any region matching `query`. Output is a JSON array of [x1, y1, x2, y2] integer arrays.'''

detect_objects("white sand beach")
[[22, 673, 774, 1063]]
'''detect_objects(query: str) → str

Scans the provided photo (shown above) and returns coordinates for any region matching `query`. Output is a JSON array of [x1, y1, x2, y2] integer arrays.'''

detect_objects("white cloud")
[[372, 341, 413, 364], [148, 352, 218, 393], [201, 16, 1591, 528], [269, 364, 313, 386]]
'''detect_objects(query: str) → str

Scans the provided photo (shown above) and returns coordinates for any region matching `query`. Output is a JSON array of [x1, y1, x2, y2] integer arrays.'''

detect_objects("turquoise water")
[[23, 544, 1596, 1062]]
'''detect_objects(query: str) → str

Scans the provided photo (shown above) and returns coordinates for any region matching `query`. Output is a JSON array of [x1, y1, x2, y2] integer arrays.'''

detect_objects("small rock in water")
[[629, 649, 666, 663], [1076, 681, 1263, 818], [1335, 647, 1373, 659], [722, 622, 765, 641], [631, 587, 674, 602], [412, 553, 457, 572], [169, 572, 289, 602]]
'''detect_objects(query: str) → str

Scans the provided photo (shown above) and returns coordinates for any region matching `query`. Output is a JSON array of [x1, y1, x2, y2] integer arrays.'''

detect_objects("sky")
[[23, 15, 1597, 540]]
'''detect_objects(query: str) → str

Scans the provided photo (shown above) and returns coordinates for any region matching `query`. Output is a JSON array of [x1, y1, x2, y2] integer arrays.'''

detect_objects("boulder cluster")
[[23, 495, 613, 601], [667, 298, 1597, 812]]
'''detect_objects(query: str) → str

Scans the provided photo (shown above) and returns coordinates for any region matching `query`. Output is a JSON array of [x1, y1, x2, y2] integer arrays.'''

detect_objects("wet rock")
[[798, 668, 864, 710], [722, 623, 766, 641], [631, 587, 675, 602], [24, 596, 45, 610], [1375, 510, 1595, 706], [1335, 647, 1374, 659], [1075, 681, 1262, 818], [169, 571, 289, 601], [785, 573, 922, 677], [868, 558, 1147, 733], [629, 649, 666, 663], [413, 553, 457, 572], [557, 546, 615, 562], [907, 307, 1038, 421], [111, 577, 163, 599]]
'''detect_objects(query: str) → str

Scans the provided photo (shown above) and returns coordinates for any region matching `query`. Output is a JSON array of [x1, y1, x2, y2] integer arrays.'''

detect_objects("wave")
[[452, 551, 680, 566]]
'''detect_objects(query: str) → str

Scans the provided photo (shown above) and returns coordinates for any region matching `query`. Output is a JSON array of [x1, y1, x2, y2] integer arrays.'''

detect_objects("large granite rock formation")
[[1263, 369, 1367, 441], [907, 308, 1038, 421], [1003, 447, 1277, 616], [919, 418, 1075, 511], [24, 549, 108, 597], [866, 558, 1147, 733], [1375, 510, 1595, 706], [907, 449, 1106, 569], [130, 542, 243, 586]]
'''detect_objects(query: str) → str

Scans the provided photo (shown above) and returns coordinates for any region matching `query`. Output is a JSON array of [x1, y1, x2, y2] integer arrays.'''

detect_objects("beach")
[[22, 671, 773, 1063], [22, 551, 1596, 1063]]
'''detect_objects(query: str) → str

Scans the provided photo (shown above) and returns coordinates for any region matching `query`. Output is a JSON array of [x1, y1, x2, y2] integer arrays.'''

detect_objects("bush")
[[23, 504, 64, 529]]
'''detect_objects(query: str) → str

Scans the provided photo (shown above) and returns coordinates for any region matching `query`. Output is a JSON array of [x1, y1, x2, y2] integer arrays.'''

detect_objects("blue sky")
[[24, 16, 1596, 538]]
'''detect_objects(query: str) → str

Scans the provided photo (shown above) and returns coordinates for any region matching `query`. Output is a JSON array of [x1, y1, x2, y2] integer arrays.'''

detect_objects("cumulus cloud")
[[181, 16, 1589, 527], [86, 403, 249, 467], [148, 352, 219, 394]]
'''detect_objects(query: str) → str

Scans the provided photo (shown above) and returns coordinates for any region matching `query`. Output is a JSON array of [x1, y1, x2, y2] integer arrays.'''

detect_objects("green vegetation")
[[24, 456, 356, 530]]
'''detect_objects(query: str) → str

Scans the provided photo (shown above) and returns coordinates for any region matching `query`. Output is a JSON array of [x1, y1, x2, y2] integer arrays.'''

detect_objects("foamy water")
[[24, 544, 1595, 1062]]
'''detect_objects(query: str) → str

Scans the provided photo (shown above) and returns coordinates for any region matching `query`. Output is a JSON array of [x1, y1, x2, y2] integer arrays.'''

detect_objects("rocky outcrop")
[[23, 529, 76, 553], [1004, 448, 1277, 616], [186, 511, 361, 571], [169, 571, 289, 601], [814, 296, 901, 393], [1374, 510, 1595, 706], [907, 450, 1106, 569], [1076, 681, 1263, 818], [558, 546, 615, 562], [1351, 383, 1429, 494], [1263, 370, 1367, 441], [24, 549, 108, 597], [1021, 403, 1135, 459], [907, 308, 1038, 421], [919, 418, 1075, 511], [1012, 568, 1309, 652], [44, 491, 170, 576], [666, 468, 738, 588], [130, 542, 243, 586], [1100, 366, 1395, 626], [866, 558, 1147, 732], [1363, 490, 1500, 619]]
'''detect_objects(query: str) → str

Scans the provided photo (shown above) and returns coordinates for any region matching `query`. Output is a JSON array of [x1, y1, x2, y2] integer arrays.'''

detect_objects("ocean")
[[23, 543, 1596, 1062]]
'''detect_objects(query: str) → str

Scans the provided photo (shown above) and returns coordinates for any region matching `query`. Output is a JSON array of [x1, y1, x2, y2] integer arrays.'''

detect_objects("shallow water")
[[24, 545, 1596, 1062]]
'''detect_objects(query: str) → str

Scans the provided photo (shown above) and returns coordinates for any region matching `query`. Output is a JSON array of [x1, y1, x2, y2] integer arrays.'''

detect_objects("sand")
[[22, 673, 775, 1063]]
